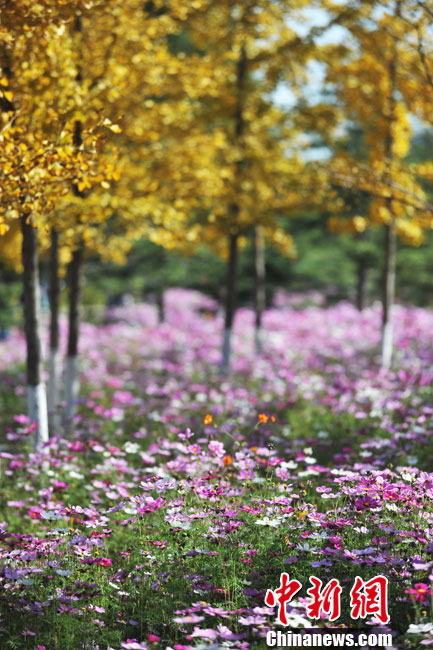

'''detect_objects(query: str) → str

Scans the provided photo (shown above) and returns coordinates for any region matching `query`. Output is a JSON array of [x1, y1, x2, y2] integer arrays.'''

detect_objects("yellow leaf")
[[0, 223, 9, 235], [3, 91, 13, 101], [109, 124, 122, 134], [0, 76, 9, 87]]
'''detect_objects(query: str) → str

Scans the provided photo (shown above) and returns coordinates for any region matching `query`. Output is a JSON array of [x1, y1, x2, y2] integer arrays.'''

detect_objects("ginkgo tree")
[[0, 6, 74, 448], [0, 0, 120, 446], [43, 0, 214, 422], [321, 0, 432, 367], [173, 0, 325, 371]]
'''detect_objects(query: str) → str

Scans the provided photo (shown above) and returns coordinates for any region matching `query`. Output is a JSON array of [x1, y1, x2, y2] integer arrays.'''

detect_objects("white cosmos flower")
[[124, 442, 140, 454], [407, 623, 433, 634], [255, 517, 280, 527], [309, 531, 328, 542], [168, 519, 191, 530], [296, 542, 318, 552], [276, 612, 312, 628], [68, 471, 84, 479]]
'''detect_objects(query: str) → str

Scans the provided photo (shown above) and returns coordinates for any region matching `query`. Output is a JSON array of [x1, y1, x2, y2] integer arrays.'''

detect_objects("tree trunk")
[[221, 232, 238, 372], [355, 257, 368, 311], [48, 229, 61, 433], [381, 221, 396, 368], [381, 47, 398, 369], [156, 288, 165, 323], [65, 17, 84, 424], [20, 215, 49, 449], [253, 225, 266, 355], [65, 245, 83, 421], [220, 45, 246, 373]]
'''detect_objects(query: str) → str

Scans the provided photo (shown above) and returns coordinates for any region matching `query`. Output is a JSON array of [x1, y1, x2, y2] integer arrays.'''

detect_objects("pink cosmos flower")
[[405, 583, 432, 603], [178, 428, 193, 440], [239, 615, 267, 625], [14, 414, 30, 424], [191, 627, 218, 639], [188, 444, 201, 454], [208, 440, 225, 457], [173, 614, 204, 624], [121, 640, 148, 649]]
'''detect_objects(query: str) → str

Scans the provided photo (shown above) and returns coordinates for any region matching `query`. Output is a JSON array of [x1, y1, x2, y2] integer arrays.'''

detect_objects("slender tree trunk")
[[253, 225, 266, 355], [20, 215, 49, 449], [380, 47, 398, 369], [355, 257, 368, 311], [65, 245, 83, 421], [221, 232, 238, 372], [64, 17, 85, 424], [48, 229, 61, 433], [220, 45, 246, 373], [381, 221, 396, 368], [156, 288, 165, 323], [3, 48, 48, 447]]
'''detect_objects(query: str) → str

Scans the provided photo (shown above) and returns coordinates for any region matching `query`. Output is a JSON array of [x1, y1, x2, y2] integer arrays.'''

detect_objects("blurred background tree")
[[3, 0, 433, 442], [3, 125, 433, 327]]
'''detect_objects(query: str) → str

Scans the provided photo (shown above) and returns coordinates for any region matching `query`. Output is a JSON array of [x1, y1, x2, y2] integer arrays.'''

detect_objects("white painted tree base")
[[221, 327, 232, 373], [381, 321, 393, 368], [255, 326, 264, 356], [48, 348, 61, 433], [64, 356, 80, 421], [27, 383, 49, 449]]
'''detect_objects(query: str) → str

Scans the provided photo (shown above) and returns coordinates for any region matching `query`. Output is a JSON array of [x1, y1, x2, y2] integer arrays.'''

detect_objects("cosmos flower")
[[405, 583, 432, 603]]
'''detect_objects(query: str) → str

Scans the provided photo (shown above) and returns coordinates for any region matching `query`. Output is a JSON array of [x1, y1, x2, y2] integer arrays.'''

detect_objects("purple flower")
[[121, 641, 148, 650], [191, 627, 218, 639], [208, 441, 225, 457], [173, 614, 204, 624]]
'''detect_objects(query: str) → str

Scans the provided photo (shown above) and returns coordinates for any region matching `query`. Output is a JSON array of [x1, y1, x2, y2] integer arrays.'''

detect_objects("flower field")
[[1, 290, 433, 649]]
